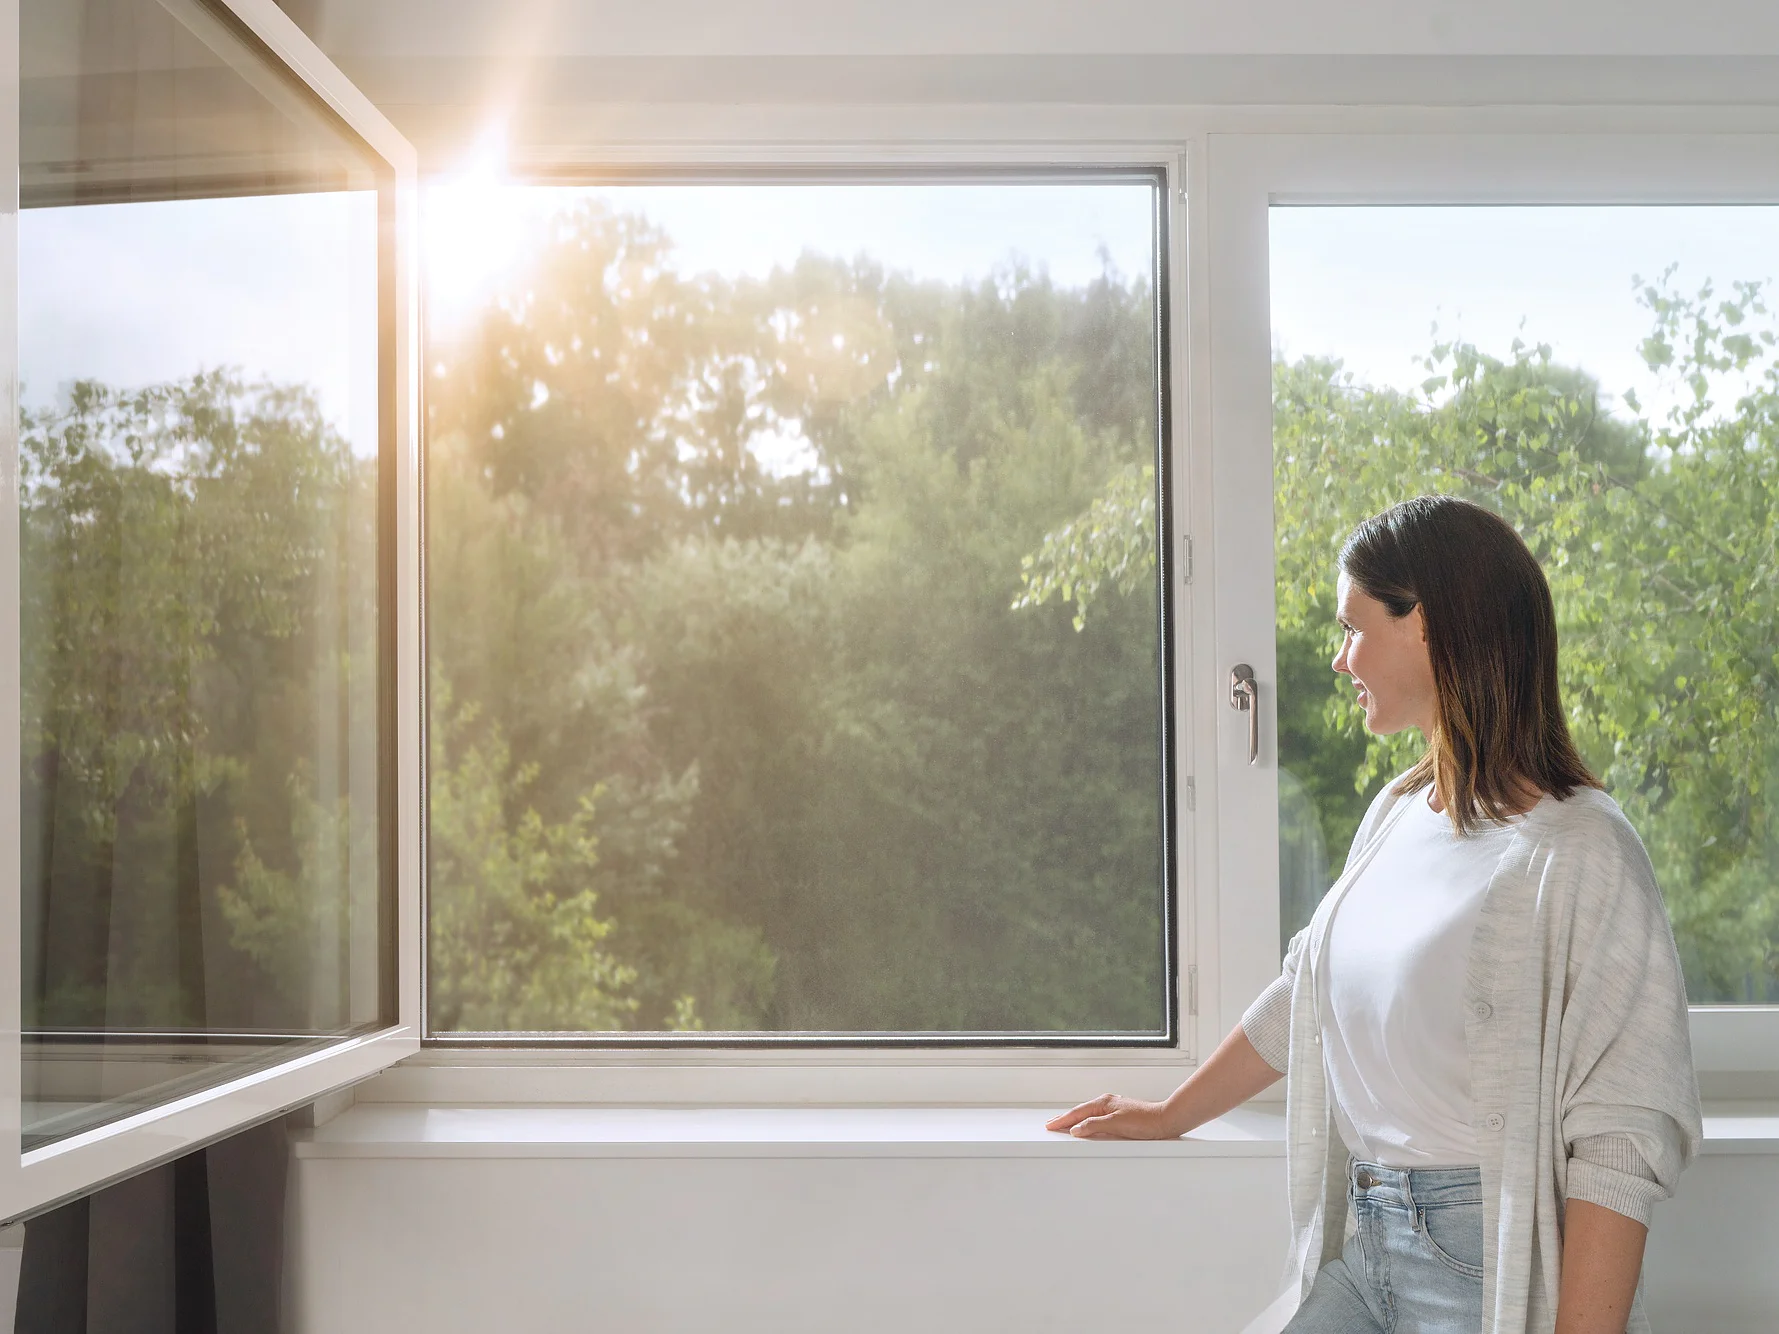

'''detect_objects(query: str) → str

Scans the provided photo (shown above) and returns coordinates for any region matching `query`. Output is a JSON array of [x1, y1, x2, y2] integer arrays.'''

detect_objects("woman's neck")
[[1428, 774, 1544, 817]]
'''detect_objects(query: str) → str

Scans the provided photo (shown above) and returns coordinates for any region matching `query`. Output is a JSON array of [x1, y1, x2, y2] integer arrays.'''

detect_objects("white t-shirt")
[[1320, 790, 1522, 1168]]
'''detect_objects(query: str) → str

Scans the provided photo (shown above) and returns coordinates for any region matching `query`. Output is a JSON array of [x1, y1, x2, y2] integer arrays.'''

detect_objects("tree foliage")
[[49, 196, 1771, 1036], [1044, 269, 1779, 1003], [22, 373, 379, 1031], [420, 199, 1169, 1031]]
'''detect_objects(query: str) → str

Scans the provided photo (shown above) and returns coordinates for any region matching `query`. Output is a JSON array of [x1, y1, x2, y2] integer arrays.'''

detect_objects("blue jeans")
[[1282, 1160, 1486, 1334]]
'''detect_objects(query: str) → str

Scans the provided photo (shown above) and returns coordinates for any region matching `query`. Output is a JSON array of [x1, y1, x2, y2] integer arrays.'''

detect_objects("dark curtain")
[[14, 1118, 288, 1334]]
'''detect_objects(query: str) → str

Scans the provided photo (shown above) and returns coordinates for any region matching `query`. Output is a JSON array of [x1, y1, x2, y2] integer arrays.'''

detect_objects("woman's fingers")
[[1069, 1113, 1118, 1138], [1045, 1093, 1115, 1132]]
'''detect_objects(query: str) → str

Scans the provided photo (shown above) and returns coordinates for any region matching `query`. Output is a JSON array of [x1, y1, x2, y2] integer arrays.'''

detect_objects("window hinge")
[[1182, 534, 1193, 585], [1188, 964, 1198, 1017], [1184, 775, 1196, 811]]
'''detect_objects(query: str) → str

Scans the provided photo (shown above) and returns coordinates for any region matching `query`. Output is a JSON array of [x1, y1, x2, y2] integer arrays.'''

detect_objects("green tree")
[[425, 199, 1170, 1032], [1026, 270, 1779, 1003], [426, 679, 638, 1031]]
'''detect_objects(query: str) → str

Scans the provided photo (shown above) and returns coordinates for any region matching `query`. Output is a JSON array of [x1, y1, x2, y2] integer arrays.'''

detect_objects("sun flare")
[[422, 127, 525, 330]]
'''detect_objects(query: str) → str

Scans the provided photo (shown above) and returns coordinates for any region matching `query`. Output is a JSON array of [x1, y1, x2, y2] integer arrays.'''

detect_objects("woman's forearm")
[[1554, 1199, 1647, 1334], [1159, 1024, 1284, 1137]]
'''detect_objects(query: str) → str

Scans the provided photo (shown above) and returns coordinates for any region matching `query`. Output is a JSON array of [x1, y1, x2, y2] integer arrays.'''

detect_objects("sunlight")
[[422, 125, 525, 331]]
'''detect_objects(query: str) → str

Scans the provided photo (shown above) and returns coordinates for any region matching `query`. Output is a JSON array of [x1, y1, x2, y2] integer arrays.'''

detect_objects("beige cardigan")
[[1241, 781, 1703, 1334]]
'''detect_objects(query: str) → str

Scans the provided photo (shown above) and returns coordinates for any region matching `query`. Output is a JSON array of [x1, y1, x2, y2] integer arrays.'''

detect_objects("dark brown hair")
[[1339, 495, 1600, 833]]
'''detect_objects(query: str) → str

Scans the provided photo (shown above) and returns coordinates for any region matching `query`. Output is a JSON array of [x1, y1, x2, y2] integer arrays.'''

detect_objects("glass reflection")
[[19, 0, 390, 1149]]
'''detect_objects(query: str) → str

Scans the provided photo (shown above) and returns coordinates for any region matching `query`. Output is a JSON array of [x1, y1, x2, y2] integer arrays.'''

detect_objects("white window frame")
[[396, 140, 1208, 1108], [1203, 129, 1779, 1084], [0, 0, 424, 1223], [385, 115, 1779, 1110]]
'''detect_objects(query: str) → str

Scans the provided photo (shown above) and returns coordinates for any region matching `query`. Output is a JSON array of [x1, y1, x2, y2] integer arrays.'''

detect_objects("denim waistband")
[[1348, 1159, 1483, 1209]]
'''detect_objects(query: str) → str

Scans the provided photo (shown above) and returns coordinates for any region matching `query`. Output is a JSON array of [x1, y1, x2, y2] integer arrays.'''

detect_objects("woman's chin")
[[1360, 706, 1401, 736]]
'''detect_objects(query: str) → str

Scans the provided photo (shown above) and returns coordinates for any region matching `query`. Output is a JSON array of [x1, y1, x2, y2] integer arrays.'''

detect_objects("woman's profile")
[[1049, 495, 1702, 1334]]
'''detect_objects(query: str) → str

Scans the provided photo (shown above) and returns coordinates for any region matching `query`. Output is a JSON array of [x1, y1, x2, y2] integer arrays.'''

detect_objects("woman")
[[1049, 496, 1702, 1334]]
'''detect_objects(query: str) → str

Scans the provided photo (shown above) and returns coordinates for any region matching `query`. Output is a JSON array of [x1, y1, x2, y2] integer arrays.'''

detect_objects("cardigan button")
[[1472, 1001, 1493, 1021], [1484, 1113, 1506, 1131]]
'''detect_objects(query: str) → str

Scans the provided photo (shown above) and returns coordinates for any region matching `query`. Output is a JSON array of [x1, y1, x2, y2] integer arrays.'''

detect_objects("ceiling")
[[266, 1, 1779, 162]]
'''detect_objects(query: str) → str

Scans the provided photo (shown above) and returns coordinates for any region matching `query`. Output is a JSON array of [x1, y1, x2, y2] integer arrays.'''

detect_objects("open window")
[[1, 0, 421, 1221]]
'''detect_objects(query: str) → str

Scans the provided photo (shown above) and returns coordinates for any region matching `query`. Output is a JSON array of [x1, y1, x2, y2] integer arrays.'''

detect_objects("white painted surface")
[[1642, 1152, 1779, 1330], [306, 1, 1779, 59], [294, 1104, 1288, 1158], [286, 1104, 1779, 1334], [286, 0, 1779, 134], [289, 1149, 1289, 1332]]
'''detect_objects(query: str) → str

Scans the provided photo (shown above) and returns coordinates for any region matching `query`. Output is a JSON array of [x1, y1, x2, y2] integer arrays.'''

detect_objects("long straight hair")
[[1339, 495, 1600, 833]]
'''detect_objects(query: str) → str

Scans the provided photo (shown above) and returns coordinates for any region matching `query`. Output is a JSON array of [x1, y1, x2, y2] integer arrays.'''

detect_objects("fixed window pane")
[[424, 177, 1172, 1037], [19, 0, 393, 1149], [1271, 204, 1779, 1005]]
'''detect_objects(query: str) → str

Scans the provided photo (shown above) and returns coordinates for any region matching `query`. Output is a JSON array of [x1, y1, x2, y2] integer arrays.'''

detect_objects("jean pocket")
[[1416, 1202, 1486, 1279]]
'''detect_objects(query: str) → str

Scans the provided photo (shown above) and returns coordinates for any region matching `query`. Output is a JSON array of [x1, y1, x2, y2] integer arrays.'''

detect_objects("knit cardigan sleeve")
[[1240, 927, 1304, 1074], [1549, 801, 1703, 1229]]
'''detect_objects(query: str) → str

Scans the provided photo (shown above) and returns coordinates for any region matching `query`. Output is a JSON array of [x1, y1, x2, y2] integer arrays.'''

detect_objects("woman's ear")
[[1406, 601, 1428, 643]]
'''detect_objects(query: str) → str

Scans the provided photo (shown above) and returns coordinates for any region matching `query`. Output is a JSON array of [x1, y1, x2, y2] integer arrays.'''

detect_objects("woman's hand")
[[1045, 1093, 1177, 1139], [1045, 1026, 1284, 1142]]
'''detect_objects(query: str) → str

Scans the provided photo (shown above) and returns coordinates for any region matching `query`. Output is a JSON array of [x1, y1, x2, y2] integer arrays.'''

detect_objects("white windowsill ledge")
[[290, 1105, 1286, 1159], [289, 1103, 1779, 1161]]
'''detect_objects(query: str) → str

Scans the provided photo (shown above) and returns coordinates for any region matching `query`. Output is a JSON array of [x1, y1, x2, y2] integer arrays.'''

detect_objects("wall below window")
[[285, 1106, 1779, 1333]]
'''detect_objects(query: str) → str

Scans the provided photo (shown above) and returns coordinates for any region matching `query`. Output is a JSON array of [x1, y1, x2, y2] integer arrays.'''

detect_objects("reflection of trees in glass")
[[1039, 269, 1779, 1005], [425, 198, 1168, 1032], [21, 373, 379, 1032]]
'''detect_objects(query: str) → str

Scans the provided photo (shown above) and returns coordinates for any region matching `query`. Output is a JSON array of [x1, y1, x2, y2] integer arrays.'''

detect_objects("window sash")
[[1202, 130, 1779, 1079], [414, 154, 1200, 1052], [0, 0, 424, 1225]]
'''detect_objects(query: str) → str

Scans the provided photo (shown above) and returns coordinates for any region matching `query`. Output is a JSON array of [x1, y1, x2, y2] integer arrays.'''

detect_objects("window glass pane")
[[425, 178, 1170, 1036], [20, 0, 391, 1148], [1271, 204, 1779, 1004]]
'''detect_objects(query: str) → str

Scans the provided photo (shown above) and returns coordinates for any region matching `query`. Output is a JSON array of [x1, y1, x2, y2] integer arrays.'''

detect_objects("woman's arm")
[[1051, 922, 1308, 1139], [1046, 1023, 1283, 1139], [1554, 1199, 1647, 1334]]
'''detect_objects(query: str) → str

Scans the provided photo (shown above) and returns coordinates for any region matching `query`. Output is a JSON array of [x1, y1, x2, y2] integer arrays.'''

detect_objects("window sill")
[[288, 1102, 1779, 1161], [290, 1104, 1289, 1160]]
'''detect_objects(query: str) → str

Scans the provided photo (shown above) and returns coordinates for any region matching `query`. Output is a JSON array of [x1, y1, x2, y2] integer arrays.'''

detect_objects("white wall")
[[283, 0, 1779, 160], [286, 1128, 1779, 1333], [289, 1151, 1290, 1333], [307, 1, 1779, 59]]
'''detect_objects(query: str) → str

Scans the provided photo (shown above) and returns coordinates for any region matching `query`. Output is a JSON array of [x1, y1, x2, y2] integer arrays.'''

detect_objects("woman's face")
[[1332, 572, 1437, 737]]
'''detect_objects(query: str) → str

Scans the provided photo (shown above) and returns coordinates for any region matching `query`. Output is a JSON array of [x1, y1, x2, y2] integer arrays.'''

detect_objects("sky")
[[22, 185, 1779, 460], [421, 180, 1159, 330], [1270, 205, 1779, 422], [19, 191, 382, 457]]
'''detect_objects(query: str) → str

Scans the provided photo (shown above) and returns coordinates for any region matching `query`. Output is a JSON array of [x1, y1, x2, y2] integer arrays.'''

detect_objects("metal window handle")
[[1229, 663, 1259, 766]]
